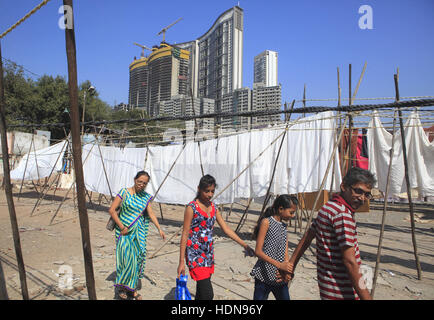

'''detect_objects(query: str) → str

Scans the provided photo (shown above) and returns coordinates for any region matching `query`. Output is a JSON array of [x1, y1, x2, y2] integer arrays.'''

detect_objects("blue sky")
[[1, 0, 434, 109]]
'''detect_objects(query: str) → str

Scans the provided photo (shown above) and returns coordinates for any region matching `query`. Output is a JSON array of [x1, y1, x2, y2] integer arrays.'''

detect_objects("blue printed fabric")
[[175, 275, 192, 300]]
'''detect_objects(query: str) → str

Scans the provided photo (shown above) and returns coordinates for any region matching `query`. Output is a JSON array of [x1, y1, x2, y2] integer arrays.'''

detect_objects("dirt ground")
[[1, 183, 434, 300]]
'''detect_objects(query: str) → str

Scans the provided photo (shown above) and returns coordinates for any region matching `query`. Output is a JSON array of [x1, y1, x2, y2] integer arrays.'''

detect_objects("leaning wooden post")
[[30, 139, 69, 216], [0, 258, 8, 300], [235, 197, 253, 233], [347, 64, 354, 173], [63, 0, 97, 299], [0, 42, 29, 300], [17, 136, 34, 200], [96, 139, 114, 201], [257, 100, 295, 221], [371, 109, 398, 297], [305, 115, 349, 232], [394, 73, 422, 280], [50, 140, 97, 224]]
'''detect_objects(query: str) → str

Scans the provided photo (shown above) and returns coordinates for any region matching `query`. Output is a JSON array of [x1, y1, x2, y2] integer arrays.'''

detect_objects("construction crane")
[[157, 17, 183, 42], [133, 42, 152, 57]]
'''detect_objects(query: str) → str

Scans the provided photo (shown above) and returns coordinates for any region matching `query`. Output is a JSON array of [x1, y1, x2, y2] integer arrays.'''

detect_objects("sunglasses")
[[350, 186, 373, 200]]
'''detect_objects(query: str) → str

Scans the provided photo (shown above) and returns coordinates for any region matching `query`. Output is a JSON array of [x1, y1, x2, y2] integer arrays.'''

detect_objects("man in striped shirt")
[[287, 167, 376, 300]]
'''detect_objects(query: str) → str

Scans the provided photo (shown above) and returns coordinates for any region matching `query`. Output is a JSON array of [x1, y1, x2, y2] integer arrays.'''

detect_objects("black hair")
[[342, 167, 376, 188], [134, 170, 150, 180], [195, 174, 217, 200], [253, 194, 298, 240]]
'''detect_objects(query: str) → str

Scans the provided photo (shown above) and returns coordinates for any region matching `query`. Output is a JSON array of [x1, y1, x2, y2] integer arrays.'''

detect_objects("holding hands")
[[244, 245, 256, 257], [276, 261, 294, 283]]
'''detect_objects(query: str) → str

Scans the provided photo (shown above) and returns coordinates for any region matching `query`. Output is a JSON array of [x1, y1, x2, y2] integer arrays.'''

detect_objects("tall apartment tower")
[[221, 87, 251, 130], [128, 43, 190, 117], [252, 85, 282, 126], [177, 6, 244, 118], [253, 50, 278, 88]]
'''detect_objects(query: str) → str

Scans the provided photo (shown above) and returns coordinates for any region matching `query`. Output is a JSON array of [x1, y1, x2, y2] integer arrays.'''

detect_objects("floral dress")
[[186, 200, 216, 281]]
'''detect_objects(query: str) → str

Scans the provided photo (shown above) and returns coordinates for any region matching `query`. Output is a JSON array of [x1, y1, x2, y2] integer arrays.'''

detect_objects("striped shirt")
[[311, 195, 361, 300]]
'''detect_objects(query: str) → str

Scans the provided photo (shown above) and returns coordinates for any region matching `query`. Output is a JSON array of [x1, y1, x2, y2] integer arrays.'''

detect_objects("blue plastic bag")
[[175, 275, 192, 300]]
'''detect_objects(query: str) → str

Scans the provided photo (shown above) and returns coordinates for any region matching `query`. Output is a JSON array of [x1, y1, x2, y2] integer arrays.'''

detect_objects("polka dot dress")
[[251, 216, 288, 286]]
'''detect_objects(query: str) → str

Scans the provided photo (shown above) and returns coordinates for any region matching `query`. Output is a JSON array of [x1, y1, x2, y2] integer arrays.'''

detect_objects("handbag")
[[175, 275, 191, 300], [106, 206, 148, 232], [106, 216, 116, 231], [106, 206, 120, 232]]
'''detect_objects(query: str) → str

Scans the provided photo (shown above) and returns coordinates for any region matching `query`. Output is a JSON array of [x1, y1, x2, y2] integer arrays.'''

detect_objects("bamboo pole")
[[17, 136, 33, 200], [50, 141, 97, 224], [30, 139, 69, 216], [31, 131, 42, 187], [0, 41, 29, 300], [305, 115, 349, 232], [394, 73, 422, 280], [151, 116, 303, 257], [96, 138, 114, 201], [258, 100, 295, 220], [63, 0, 97, 299], [371, 109, 398, 297], [347, 64, 353, 173], [0, 259, 8, 300], [235, 197, 253, 233]]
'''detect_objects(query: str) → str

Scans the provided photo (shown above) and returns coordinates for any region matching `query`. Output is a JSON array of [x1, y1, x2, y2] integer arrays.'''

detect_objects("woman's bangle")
[[121, 226, 126, 231]]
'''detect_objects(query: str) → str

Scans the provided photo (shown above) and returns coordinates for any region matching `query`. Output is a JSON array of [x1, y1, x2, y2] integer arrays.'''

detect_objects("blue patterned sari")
[[114, 188, 152, 292]]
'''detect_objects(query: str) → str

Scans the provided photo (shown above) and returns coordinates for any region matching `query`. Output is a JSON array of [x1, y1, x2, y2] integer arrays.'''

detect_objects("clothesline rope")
[[7, 98, 434, 130]]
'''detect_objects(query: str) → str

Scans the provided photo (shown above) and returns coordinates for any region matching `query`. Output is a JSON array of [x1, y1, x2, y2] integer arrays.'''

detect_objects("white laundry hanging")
[[81, 111, 342, 205], [10, 140, 67, 181], [368, 110, 434, 197]]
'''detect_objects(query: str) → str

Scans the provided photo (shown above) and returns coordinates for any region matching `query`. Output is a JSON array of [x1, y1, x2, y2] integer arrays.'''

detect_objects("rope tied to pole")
[[0, 0, 52, 39]]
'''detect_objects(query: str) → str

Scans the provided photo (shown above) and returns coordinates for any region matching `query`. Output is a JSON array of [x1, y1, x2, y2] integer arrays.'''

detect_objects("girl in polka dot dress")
[[251, 194, 298, 300], [177, 175, 255, 300]]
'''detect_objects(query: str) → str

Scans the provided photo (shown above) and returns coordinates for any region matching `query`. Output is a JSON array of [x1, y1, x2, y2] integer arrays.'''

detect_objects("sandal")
[[118, 290, 129, 300], [133, 292, 142, 300]]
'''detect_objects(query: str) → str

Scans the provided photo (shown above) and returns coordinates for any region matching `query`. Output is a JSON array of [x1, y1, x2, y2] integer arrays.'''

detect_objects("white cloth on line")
[[82, 143, 147, 197], [82, 111, 342, 205], [368, 110, 434, 197], [10, 140, 67, 181]]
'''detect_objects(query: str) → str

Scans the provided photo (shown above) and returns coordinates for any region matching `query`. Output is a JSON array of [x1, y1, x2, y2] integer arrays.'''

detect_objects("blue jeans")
[[253, 278, 290, 300]]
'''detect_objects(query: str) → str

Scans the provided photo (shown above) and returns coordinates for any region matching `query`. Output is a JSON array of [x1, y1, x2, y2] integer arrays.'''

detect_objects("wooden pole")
[[31, 131, 42, 187], [235, 197, 253, 233], [17, 137, 33, 200], [159, 203, 164, 221], [50, 141, 97, 224], [347, 64, 353, 172], [305, 115, 349, 232], [0, 259, 8, 300], [394, 73, 422, 280], [96, 139, 114, 201], [63, 0, 97, 299], [258, 100, 295, 221], [0, 42, 29, 300], [371, 109, 398, 297], [30, 139, 69, 216]]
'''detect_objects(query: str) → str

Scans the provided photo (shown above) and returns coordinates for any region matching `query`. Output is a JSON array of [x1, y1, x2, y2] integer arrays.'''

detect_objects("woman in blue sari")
[[108, 171, 166, 300]]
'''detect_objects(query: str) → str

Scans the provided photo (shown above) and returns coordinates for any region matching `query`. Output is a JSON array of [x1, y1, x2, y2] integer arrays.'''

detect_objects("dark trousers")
[[253, 278, 290, 300], [195, 277, 214, 300]]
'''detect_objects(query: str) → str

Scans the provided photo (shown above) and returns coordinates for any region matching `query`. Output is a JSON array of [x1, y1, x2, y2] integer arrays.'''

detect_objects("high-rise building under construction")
[[128, 43, 190, 117], [177, 6, 244, 118], [129, 6, 243, 123]]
